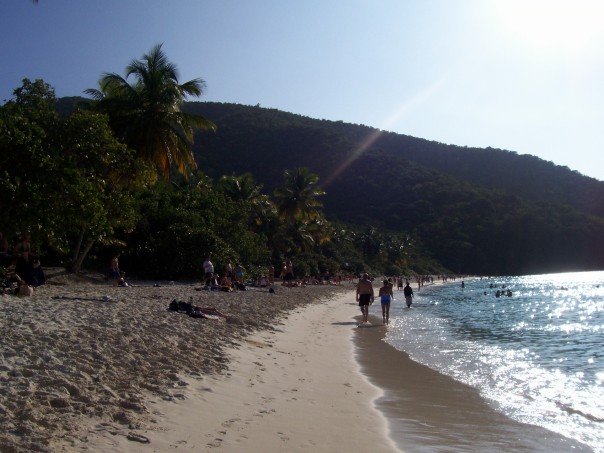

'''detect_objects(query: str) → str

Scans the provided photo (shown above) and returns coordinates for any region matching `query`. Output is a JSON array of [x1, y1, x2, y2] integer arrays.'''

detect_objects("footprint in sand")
[[221, 418, 241, 428]]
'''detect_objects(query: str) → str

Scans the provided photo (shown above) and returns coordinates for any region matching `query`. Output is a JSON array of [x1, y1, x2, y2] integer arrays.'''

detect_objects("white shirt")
[[203, 259, 214, 274]]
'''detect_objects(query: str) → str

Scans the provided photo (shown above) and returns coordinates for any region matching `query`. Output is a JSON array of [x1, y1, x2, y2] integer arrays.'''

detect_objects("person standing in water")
[[378, 279, 393, 324], [356, 273, 374, 324], [403, 280, 414, 308]]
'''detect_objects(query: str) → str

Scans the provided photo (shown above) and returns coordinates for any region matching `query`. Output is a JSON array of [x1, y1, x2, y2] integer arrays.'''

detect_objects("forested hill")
[[186, 102, 604, 217], [184, 101, 604, 275], [56, 98, 604, 274]]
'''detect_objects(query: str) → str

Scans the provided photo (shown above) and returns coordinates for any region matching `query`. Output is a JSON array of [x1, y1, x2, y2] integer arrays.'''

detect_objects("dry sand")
[[0, 270, 354, 452], [78, 291, 398, 452]]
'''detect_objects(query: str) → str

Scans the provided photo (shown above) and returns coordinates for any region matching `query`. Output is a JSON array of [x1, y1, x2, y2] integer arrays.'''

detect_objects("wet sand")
[[354, 312, 592, 452]]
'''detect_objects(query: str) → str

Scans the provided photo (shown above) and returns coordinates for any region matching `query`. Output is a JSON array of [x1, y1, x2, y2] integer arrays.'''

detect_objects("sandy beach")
[[2, 273, 590, 452], [1, 271, 398, 452], [79, 290, 398, 452]]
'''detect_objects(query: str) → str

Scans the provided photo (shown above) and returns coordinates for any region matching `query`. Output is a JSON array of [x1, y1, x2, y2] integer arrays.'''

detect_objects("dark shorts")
[[358, 294, 371, 306], [405, 296, 413, 307], [284, 272, 294, 281]]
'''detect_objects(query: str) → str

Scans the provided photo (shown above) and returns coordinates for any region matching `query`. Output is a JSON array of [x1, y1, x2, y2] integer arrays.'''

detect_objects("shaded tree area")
[[0, 79, 152, 272], [3, 78, 440, 278]]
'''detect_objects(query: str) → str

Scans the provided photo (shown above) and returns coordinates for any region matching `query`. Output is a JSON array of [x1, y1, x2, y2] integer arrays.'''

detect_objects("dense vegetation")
[[7, 49, 603, 277], [182, 102, 604, 275], [2, 49, 441, 279]]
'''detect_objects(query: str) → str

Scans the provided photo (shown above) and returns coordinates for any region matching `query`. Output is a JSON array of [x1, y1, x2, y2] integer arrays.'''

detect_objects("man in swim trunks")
[[403, 281, 414, 308], [356, 273, 374, 324], [378, 279, 393, 324]]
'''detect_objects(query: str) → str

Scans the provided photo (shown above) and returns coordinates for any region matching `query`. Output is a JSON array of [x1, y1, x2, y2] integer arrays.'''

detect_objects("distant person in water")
[[379, 279, 393, 324], [403, 281, 414, 308], [356, 273, 374, 324], [461, 280, 465, 289]]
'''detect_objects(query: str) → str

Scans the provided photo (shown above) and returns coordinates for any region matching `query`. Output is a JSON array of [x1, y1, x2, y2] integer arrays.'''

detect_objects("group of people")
[[202, 255, 251, 291], [356, 274, 415, 325], [0, 232, 46, 297]]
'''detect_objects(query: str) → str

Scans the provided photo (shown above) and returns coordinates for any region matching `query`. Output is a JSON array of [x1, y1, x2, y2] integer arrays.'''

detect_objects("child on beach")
[[378, 279, 393, 324]]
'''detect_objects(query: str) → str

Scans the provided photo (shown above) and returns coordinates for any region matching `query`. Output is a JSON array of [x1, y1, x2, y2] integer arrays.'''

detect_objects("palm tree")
[[85, 44, 215, 179], [218, 173, 264, 203], [274, 168, 326, 223]]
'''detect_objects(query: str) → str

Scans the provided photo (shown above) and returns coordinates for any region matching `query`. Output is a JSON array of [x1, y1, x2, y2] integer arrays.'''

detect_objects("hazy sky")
[[2, 0, 603, 181]]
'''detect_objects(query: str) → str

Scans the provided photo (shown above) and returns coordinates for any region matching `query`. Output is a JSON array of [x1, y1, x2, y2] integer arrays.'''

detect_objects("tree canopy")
[[85, 44, 216, 180]]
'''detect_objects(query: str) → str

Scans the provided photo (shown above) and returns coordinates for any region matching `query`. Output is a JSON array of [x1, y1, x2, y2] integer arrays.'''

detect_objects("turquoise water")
[[380, 271, 604, 452]]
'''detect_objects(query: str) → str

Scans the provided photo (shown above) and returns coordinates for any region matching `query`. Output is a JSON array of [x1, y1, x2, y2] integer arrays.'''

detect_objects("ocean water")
[[380, 271, 604, 452]]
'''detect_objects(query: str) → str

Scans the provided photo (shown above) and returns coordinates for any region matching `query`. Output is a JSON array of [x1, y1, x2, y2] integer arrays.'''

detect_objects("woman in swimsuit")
[[378, 279, 394, 324]]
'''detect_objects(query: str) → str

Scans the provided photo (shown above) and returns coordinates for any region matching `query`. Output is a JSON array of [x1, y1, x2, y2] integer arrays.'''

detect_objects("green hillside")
[[55, 98, 604, 275], [185, 102, 604, 275]]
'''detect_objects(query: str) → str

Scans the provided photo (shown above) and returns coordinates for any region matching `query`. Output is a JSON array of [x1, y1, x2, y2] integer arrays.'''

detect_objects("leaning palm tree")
[[274, 167, 326, 223], [85, 44, 215, 179]]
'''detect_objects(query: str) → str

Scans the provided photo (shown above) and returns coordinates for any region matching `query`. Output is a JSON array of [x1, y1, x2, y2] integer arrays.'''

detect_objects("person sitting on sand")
[[209, 273, 221, 291], [13, 274, 34, 297], [356, 273, 374, 324], [29, 259, 45, 287], [220, 274, 234, 292], [379, 279, 393, 324]]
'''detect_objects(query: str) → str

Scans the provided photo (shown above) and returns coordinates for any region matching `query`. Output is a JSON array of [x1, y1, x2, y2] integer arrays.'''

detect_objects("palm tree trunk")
[[70, 238, 95, 273], [71, 227, 85, 266]]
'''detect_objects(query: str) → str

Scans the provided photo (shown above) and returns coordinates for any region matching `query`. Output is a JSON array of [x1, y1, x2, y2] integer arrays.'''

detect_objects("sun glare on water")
[[495, 0, 604, 51]]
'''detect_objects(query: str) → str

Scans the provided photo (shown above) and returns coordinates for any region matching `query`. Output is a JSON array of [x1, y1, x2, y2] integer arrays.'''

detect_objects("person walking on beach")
[[378, 279, 393, 324], [403, 281, 414, 308], [356, 273, 374, 324]]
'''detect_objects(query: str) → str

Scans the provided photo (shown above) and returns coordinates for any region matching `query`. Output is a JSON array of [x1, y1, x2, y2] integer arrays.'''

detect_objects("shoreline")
[[76, 290, 399, 452], [353, 310, 592, 452]]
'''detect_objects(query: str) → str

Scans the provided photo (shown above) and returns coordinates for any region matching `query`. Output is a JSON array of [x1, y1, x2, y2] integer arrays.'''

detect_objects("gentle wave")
[[379, 271, 604, 452]]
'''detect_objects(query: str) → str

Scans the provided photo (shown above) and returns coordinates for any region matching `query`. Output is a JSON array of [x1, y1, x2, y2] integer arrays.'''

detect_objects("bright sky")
[[2, 0, 603, 181]]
